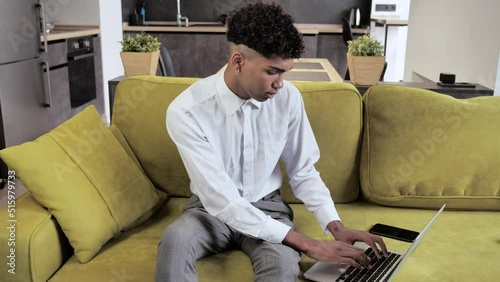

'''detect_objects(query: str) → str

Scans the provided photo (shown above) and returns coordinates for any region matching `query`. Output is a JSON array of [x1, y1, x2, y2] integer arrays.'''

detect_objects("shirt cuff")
[[315, 204, 341, 234], [259, 217, 292, 244]]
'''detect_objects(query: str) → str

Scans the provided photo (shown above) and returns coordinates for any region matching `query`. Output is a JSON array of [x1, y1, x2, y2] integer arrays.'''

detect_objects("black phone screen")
[[369, 223, 419, 242]]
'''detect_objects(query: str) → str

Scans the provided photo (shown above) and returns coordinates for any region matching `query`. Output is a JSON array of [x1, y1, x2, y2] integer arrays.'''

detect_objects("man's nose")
[[272, 74, 284, 90]]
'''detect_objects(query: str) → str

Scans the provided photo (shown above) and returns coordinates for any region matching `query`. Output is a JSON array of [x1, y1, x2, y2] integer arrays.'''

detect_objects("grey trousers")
[[155, 191, 301, 282]]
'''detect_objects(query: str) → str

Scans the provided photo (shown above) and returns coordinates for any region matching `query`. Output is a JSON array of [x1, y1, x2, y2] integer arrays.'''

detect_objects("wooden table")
[[219, 58, 343, 83]]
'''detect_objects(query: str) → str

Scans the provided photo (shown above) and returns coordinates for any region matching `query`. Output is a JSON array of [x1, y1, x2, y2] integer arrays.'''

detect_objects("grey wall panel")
[[123, 0, 372, 26]]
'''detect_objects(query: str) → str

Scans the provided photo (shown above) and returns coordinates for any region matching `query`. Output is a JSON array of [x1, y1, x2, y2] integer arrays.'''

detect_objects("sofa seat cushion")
[[48, 197, 255, 282], [322, 202, 500, 282], [0, 106, 167, 263], [0, 193, 73, 282], [361, 85, 500, 210], [48, 198, 499, 282]]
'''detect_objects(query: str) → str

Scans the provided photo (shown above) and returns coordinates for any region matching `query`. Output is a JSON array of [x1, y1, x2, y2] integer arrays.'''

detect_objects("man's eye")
[[266, 70, 278, 75]]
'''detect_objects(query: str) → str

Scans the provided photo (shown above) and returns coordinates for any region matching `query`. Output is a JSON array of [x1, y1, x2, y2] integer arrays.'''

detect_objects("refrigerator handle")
[[41, 61, 52, 108], [36, 2, 48, 53]]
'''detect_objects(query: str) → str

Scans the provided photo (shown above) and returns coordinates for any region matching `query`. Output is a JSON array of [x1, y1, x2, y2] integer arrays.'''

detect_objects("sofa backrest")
[[112, 76, 197, 198], [112, 76, 363, 203], [280, 82, 363, 203], [360, 84, 500, 210]]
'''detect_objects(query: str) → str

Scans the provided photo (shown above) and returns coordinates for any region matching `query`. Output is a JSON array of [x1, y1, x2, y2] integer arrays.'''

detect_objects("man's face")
[[238, 55, 294, 102]]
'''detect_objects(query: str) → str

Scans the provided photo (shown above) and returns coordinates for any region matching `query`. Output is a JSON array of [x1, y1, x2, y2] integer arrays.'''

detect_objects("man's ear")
[[230, 51, 244, 70]]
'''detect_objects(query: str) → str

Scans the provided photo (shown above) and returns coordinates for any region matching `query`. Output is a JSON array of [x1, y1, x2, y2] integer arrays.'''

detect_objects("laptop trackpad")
[[304, 262, 350, 282]]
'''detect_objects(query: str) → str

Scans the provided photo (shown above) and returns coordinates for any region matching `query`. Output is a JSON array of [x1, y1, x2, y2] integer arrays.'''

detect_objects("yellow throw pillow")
[[0, 106, 167, 263]]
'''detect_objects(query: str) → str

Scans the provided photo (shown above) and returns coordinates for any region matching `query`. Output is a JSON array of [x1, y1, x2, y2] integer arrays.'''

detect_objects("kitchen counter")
[[123, 22, 369, 35], [122, 21, 368, 78], [41, 25, 100, 42]]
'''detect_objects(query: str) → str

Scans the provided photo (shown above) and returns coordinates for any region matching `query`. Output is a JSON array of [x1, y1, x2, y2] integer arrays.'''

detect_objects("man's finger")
[[340, 247, 371, 269], [364, 235, 388, 259]]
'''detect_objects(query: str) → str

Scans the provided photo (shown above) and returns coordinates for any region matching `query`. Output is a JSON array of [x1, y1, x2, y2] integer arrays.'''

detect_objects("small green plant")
[[347, 34, 384, 56], [120, 32, 161, 52]]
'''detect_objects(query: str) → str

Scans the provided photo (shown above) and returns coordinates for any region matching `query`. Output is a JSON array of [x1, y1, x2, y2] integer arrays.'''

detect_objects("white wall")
[[99, 0, 124, 124], [42, 0, 100, 25], [404, 0, 500, 90], [370, 0, 411, 82], [371, 0, 411, 18], [495, 51, 500, 96]]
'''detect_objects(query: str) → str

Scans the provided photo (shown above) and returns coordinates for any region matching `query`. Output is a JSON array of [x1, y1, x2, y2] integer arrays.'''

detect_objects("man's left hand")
[[327, 221, 388, 259]]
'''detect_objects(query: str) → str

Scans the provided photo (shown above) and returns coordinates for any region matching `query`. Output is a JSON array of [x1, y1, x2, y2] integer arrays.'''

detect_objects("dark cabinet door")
[[43, 40, 71, 129], [46, 65, 71, 128]]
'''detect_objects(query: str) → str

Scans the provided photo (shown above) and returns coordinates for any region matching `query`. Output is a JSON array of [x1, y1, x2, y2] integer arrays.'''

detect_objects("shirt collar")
[[216, 73, 262, 116]]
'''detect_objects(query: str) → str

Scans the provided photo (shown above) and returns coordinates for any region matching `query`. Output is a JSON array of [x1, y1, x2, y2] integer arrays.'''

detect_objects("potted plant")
[[347, 34, 385, 85], [119, 32, 161, 77]]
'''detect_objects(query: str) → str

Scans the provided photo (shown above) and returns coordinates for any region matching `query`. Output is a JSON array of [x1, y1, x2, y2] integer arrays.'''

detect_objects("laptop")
[[303, 204, 446, 282]]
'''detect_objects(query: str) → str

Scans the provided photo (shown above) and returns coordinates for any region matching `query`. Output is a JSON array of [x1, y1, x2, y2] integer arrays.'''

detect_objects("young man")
[[156, 3, 387, 281]]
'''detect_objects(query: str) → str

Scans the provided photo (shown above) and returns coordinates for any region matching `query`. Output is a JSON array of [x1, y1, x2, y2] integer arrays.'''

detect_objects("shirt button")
[[244, 167, 250, 172]]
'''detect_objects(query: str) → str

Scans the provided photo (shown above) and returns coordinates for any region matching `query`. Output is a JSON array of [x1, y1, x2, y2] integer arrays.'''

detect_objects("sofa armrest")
[[0, 192, 72, 282]]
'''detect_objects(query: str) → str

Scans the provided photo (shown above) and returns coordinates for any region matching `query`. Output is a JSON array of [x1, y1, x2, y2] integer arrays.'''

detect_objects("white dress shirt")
[[166, 72, 340, 243]]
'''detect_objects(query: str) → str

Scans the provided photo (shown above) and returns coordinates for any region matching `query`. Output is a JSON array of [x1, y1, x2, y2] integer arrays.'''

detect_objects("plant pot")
[[346, 53, 385, 86], [120, 50, 160, 77]]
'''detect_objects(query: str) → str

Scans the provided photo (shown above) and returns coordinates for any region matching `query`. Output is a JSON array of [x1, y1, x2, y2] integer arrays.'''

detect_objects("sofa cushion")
[[48, 197, 255, 282], [281, 82, 363, 203], [360, 85, 500, 210], [112, 76, 199, 197], [0, 193, 73, 282], [0, 106, 167, 263], [47, 198, 500, 282]]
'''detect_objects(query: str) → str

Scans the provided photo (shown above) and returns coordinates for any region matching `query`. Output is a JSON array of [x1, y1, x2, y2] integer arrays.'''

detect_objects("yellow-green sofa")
[[1, 76, 499, 282]]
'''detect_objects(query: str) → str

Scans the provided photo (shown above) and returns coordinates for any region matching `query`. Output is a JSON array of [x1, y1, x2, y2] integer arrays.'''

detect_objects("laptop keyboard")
[[335, 248, 401, 282]]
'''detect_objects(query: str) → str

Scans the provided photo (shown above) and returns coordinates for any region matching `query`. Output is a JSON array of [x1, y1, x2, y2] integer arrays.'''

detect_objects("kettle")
[[349, 8, 361, 27]]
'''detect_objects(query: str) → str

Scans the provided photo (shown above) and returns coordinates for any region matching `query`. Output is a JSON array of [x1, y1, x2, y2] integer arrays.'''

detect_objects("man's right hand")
[[283, 230, 372, 269]]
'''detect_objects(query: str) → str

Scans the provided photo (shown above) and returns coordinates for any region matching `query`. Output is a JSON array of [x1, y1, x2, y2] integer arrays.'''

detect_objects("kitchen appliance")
[[349, 8, 361, 27], [0, 0, 52, 185], [67, 36, 96, 108]]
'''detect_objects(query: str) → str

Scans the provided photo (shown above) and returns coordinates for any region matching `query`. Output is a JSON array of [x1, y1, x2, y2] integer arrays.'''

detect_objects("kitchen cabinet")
[[317, 34, 349, 79], [42, 36, 105, 129], [153, 32, 229, 78], [46, 66, 71, 128], [124, 31, 346, 78], [125, 32, 321, 78], [43, 40, 71, 129]]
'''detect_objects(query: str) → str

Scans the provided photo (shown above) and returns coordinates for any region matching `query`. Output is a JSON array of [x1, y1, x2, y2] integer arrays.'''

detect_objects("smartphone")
[[369, 223, 419, 242]]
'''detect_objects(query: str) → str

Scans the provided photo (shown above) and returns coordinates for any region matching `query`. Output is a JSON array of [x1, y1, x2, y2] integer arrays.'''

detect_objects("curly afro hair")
[[226, 2, 304, 59]]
